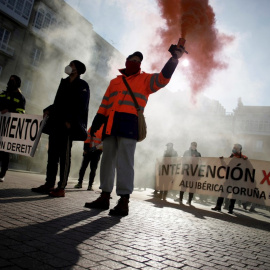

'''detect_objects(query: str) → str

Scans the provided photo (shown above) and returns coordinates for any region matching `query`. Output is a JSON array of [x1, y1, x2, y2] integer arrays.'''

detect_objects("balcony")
[[0, 41, 15, 56]]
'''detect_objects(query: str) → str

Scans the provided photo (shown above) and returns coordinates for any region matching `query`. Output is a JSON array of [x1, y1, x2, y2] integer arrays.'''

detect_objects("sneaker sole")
[[31, 189, 53, 194], [84, 203, 109, 210]]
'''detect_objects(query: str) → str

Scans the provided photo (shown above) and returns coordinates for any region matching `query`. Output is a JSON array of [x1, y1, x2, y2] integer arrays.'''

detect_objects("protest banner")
[[0, 113, 43, 157], [156, 156, 270, 206]]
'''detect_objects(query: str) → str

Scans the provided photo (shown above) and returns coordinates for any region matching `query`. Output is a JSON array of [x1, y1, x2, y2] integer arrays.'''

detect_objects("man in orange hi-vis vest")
[[84, 46, 185, 216], [74, 125, 104, 191]]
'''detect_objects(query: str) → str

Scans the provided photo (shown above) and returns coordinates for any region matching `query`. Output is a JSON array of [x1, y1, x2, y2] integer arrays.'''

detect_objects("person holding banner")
[[159, 142, 178, 200], [31, 60, 90, 196], [211, 143, 248, 214], [0, 75, 26, 182], [74, 125, 104, 191], [179, 142, 201, 205]]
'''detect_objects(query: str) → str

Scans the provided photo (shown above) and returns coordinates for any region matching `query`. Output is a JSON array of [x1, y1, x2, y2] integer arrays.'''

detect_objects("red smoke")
[[153, 0, 234, 99]]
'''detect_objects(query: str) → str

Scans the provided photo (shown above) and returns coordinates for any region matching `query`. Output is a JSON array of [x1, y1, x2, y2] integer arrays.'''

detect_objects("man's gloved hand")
[[172, 47, 185, 59], [90, 129, 96, 137], [168, 44, 185, 59]]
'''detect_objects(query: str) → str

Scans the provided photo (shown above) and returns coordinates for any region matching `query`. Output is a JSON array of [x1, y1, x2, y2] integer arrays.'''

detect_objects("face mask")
[[125, 60, 141, 75], [232, 149, 237, 154], [64, 65, 73, 75]]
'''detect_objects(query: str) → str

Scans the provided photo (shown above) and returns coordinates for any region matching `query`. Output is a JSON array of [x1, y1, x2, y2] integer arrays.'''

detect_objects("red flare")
[[152, 0, 234, 99]]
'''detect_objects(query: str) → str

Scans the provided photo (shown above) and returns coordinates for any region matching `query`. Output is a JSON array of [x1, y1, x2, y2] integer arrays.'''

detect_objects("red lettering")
[[260, 170, 270, 185]]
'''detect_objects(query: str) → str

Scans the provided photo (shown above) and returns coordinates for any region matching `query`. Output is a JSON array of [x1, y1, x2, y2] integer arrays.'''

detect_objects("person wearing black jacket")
[[31, 60, 90, 197], [0, 75, 25, 182]]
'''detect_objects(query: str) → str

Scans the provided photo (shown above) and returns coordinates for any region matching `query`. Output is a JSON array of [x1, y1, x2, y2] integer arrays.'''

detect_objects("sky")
[[64, 0, 270, 113]]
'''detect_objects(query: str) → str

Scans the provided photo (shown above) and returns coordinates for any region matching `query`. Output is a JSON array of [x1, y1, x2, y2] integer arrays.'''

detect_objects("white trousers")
[[99, 136, 137, 195]]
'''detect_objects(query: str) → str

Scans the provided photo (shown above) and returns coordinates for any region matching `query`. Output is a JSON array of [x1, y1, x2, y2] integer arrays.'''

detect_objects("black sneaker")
[[31, 184, 54, 194], [84, 192, 110, 210], [109, 197, 129, 216], [211, 207, 221, 211]]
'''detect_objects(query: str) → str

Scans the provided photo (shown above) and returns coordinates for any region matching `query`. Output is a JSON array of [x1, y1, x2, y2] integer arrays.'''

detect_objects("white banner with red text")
[[156, 157, 270, 206], [0, 113, 44, 157]]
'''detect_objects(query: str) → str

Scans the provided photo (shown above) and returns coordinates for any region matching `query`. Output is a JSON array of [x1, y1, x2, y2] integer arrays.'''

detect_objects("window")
[[1, 0, 34, 24], [33, 7, 57, 31], [23, 79, 32, 96], [0, 27, 11, 45], [7, 0, 15, 10], [30, 48, 42, 67], [15, 0, 24, 15], [22, 1, 32, 19], [34, 8, 44, 29], [43, 13, 51, 29], [0, 27, 11, 52]]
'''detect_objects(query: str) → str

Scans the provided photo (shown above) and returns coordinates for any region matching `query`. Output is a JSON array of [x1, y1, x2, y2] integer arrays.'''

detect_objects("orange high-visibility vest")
[[97, 70, 170, 136], [85, 124, 104, 147]]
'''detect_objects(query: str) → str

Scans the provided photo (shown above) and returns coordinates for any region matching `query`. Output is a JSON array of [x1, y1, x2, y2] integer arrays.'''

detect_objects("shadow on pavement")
[[0, 209, 122, 269], [0, 188, 55, 203], [145, 195, 270, 232]]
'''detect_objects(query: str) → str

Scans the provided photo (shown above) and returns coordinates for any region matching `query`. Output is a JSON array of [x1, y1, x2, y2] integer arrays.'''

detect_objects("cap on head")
[[166, 143, 173, 147], [127, 51, 143, 62], [234, 143, 242, 151], [10, 75, 21, 88], [72, 60, 86, 75]]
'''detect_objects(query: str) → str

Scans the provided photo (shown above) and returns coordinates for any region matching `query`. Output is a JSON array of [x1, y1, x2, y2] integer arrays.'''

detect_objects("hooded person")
[[84, 45, 185, 216], [212, 143, 248, 214], [31, 60, 90, 197], [0, 75, 26, 182]]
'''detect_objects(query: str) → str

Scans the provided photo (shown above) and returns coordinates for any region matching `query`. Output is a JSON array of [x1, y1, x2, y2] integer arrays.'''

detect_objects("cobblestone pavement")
[[0, 171, 270, 270]]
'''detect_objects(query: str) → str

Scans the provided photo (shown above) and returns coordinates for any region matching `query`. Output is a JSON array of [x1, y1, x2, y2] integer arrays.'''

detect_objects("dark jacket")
[[164, 149, 178, 157], [91, 57, 179, 140], [183, 148, 201, 157], [0, 90, 26, 114], [43, 76, 90, 141]]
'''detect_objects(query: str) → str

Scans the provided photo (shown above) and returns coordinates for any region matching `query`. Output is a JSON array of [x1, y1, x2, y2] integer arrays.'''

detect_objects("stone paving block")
[[0, 258, 12, 268], [123, 258, 149, 268], [99, 259, 127, 269], [128, 254, 149, 263], [144, 260, 169, 269], [104, 253, 127, 262], [145, 253, 166, 262], [163, 259, 185, 268], [90, 265, 112, 270], [0, 266, 22, 270], [75, 257, 98, 268], [182, 259, 204, 268]]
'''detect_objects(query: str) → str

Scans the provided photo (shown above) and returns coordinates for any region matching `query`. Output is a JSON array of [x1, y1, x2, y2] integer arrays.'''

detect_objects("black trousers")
[[78, 150, 102, 186], [45, 129, 72, 189], [0, 151, 9, 178], [216, 197, 236, 211], [180, 191, 194, 202]]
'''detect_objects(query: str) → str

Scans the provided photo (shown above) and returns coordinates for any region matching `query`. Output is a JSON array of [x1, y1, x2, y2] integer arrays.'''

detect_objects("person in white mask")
[[32, 60, 90, 197]]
